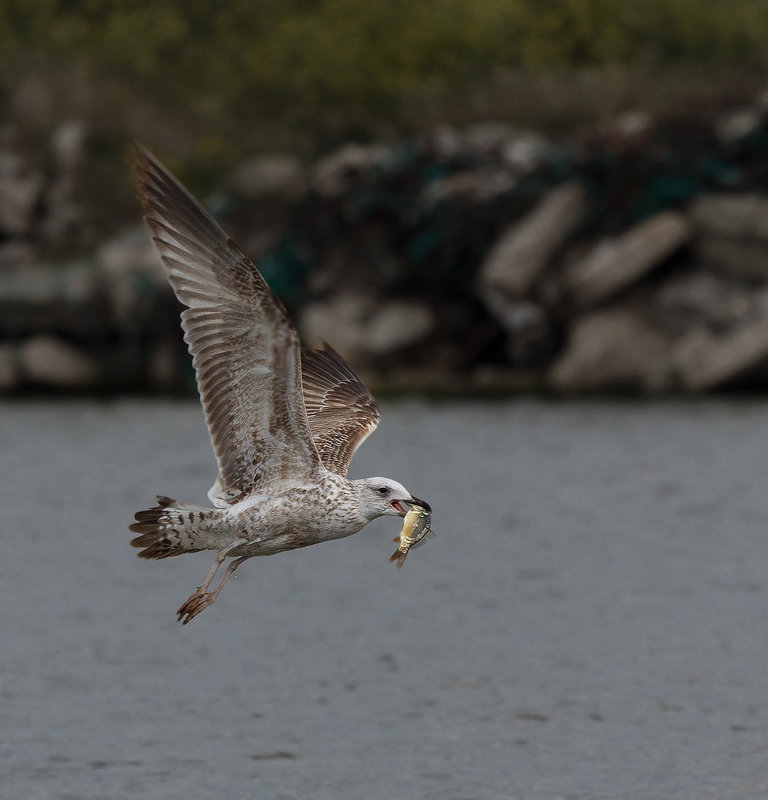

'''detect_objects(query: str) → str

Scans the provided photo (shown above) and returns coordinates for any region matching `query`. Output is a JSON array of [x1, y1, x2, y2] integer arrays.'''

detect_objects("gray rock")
[[40, 172, 82, 240], [431, 125, 462, 158], [716, 108, 763, 143], [0, 259, 103, 335], [96, 227, 171, 326], [481, 293, 553, 365], [40, 121, 87, 240], [463, 123, 514, 154], [300, 294, 434, 362], [689, 194, 768, 281], [693, 236, 768, 282], [480, 183, 587, 297], [689, 194, 768, 240], [500, 131, 550, 174], [654, 270, 756, 334], [312, 144, 388, 197], [364, 301, 435, 356], [421, 170, 516, 205], [0, 344, 16, 390], [560, 211, 692, 308], [0, 151, 44, 236], [148, 338, 182, 389], [50, 120, 85, 172], [549, 302, 676, 392], [230, 154, 306, 199], [0, 241, 35, 270], [659, 290, 768, 390], [603, 110, 654, 141], [0, 125, 18, 149], [20, 335, 98, 387], [300, 294, 365, 357], [0, 228, 169, 338]]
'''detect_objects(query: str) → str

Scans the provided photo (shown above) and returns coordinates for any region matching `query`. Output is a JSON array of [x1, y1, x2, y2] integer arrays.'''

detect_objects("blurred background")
[[7, 6, 768, 800], [4, 0, 768, 395]]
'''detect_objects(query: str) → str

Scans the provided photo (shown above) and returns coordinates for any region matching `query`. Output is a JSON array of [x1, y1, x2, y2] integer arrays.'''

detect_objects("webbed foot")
[[176, 591, 217, 624]]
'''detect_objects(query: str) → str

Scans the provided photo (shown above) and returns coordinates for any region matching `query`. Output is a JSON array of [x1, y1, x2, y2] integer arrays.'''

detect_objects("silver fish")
[[390, 500, 434, 568]]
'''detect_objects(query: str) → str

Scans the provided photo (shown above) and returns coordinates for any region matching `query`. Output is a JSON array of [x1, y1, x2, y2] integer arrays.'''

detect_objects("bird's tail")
[[129, 495, 220, 559]]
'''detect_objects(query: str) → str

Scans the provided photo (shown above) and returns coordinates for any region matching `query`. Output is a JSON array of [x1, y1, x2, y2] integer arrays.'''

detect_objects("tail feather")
[[129, 495, 213, 559]]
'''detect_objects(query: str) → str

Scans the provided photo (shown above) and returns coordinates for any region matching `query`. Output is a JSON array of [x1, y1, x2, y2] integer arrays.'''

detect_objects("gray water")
[[2, 398, 768, 799]]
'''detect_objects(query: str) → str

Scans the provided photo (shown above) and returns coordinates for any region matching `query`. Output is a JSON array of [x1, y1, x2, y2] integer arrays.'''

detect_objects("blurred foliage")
[[3, 0, 768, 144]]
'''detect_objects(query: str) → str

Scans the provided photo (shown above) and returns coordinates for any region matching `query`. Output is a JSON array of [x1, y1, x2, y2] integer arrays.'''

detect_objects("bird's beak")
[[407, 495, 431, 513]]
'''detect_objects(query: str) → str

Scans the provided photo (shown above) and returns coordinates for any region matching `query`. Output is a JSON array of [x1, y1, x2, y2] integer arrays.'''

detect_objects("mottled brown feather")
[[301, 343, 380, 476], [134, 147, 321, 501]]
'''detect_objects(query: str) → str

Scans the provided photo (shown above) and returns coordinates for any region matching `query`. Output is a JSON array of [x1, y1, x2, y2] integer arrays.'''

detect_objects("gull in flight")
[[129, 148, 430, 623]]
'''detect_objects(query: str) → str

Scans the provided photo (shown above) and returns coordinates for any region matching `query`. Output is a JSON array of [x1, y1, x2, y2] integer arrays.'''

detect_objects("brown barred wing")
[[135, 147, 321, 502], [301, 343, 381, 477]]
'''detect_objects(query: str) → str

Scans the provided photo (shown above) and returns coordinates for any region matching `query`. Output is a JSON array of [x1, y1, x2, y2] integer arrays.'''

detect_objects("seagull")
[[129, 148, 431, 623]]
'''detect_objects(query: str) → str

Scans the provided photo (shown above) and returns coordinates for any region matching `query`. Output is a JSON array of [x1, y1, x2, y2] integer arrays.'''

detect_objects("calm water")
[[2, 398, 768, 799]]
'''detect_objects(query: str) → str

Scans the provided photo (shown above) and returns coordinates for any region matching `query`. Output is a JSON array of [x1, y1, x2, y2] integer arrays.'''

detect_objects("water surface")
[[2, 399, 768, 799]]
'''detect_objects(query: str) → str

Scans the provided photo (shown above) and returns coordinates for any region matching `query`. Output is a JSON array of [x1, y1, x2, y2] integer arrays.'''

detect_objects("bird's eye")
[[378, 486, 389, 495]]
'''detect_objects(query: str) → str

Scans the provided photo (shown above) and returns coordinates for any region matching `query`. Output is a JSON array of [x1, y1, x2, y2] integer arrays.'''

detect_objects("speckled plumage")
[[130, 147, 427, 623]]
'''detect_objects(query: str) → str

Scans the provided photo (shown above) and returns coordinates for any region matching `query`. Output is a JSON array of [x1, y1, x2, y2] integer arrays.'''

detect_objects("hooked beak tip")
[[408, 495, 431, 513]]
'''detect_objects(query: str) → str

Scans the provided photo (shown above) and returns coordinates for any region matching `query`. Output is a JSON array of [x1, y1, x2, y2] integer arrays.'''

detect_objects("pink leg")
[[177, 554, 251, 624]]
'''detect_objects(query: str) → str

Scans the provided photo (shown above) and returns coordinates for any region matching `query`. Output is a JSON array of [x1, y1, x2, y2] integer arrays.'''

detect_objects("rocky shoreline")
[[4, 95, 768, 394]]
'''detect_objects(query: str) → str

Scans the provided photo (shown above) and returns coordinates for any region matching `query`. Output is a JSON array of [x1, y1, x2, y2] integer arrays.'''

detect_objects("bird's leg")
[[176, 541, 245, 624], [177, 556, 251, 625], [204, 555, 250, 605], [197, 552, 228, 594]]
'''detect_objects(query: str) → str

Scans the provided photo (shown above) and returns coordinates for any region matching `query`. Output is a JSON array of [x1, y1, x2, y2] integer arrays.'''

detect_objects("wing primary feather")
[[134, 145, 322, 500]]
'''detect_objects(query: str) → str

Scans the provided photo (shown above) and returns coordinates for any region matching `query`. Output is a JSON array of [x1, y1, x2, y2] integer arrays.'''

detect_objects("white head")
[[351, 477, 428, 522]]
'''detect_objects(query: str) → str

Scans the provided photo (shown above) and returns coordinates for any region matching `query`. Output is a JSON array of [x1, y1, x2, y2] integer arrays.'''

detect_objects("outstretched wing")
[[135, 146, 321, 502], [301, 343, 381, 477]]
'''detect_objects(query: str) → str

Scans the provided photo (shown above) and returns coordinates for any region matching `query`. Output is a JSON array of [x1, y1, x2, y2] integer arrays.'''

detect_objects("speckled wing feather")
[[301, 343, 381, 476], [135, 147, 321, 502]]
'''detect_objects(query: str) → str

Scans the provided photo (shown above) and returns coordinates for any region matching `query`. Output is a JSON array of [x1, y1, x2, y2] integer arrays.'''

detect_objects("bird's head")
[[351, 477, 430, 522]]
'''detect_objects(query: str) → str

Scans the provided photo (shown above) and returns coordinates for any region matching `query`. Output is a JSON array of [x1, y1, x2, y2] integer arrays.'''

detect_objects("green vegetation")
[[3, 0, 768, 155]]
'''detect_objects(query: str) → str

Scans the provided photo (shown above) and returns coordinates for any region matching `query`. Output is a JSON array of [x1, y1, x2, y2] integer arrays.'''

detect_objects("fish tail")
[[389, 549, 407, 568]]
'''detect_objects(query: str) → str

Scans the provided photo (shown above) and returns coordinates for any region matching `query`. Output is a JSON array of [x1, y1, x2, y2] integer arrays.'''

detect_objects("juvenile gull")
[[130, 148, 430, 623]]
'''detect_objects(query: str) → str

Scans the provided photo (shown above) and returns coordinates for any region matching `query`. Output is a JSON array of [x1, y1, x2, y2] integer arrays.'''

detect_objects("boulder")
[[364, 301, 435, 356], [431, 125, 462, 158], [421, 170, 516, 205], [716, 108, 764, 144], [549, 302, 676, 392], [0, 151, 44, 236], [96, 227, 171, 327], [481, 293, 553, 365], [0, 241, 35, 270], [50, 120, 85, 172], [658, 291, 768, 390], [312, 144, 388, 197], [560, 211, 692, 308], [480, 183, 587, 297], [0, 259, 104, 335], [20, 335, 99, 387], [230, 154, 306, 199], [688, 194, 768, 240], [500, 131, 550, 174], [693, 236, 768, 282], [463, 123, 515, 154], [0, 344, 15, 390], [300, 294, 434, 362], [688, 194, 768, 281], [654, 270, 756, 334], [40, 120, 86, 240]]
